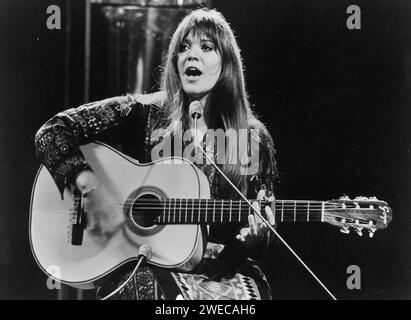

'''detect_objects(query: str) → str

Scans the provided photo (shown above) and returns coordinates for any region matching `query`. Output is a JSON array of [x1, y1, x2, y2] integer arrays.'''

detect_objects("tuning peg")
[[355, 227, 363, 237], [340, 227, 350, 234], [339, 195, 350, 201], [368, 222, 377, 238]]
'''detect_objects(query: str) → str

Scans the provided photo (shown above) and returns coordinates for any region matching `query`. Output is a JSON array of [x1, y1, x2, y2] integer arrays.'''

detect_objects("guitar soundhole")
[[131, 194, 163, 228]]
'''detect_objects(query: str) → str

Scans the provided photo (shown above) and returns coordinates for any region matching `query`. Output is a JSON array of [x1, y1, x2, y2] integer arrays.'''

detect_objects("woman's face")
[[177, 32, 222, 101]]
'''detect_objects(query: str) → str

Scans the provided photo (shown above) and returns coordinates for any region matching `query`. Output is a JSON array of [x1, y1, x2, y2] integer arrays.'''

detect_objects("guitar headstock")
[[323, 196, 393, 237]]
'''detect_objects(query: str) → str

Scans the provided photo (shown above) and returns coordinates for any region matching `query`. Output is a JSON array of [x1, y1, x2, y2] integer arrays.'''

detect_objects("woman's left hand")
[[236, 197, 275, 246]]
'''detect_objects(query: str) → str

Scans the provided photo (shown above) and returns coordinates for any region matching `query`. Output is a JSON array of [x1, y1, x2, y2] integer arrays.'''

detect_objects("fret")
[[294, 200, 296, 222], [185, 199, 188, 223], [163, 200, 166, 222], [173, 198, 176, 223], [213, 200, 216, 222], [191, 198, 194, 223], [198, 199, 201, 223], [321, 201, 325, 222], [281, 200, 284, 222], [248, 203, 251, 216], [179, 198, 182, 223], [307, 201, 310, 222], [168, 199, 171, 223], [205, 199, 208, 223], [229, 200, 232, 222], [221, 200, 224, 223], [238, 200, 241, 222]]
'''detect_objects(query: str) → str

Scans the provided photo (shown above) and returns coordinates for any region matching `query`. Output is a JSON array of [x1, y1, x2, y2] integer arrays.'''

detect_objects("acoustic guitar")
[[29, 142, 392, 288]]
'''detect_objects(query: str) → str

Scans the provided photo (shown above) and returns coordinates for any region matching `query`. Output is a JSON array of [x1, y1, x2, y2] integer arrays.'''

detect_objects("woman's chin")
[[184, 90, 211, 103]]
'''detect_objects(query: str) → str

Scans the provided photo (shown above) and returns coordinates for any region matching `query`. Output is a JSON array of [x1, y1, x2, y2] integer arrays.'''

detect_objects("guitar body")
[[30, 142, 209, 288]]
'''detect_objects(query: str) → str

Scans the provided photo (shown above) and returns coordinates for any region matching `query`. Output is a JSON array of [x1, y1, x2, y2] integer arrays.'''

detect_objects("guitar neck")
[[153, 199, 326, 224]]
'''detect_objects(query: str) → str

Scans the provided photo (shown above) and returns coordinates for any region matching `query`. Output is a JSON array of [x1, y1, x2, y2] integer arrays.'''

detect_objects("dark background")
[[1, 0, 410, 299]]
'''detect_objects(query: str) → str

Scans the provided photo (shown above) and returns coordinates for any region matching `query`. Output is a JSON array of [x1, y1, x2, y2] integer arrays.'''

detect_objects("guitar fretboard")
[[132, 199, 329, 224]]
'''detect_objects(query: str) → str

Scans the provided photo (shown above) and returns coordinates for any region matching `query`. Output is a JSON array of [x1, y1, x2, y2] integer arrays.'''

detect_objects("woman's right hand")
[[75, 171, 125, 242]]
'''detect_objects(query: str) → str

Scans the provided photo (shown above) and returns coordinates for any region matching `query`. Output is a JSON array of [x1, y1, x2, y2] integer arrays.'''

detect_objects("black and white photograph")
[[0, 0, 410, 302]]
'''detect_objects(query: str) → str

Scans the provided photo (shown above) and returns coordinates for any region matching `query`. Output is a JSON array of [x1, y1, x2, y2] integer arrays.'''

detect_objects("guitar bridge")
[[70, 191, 87, 245]]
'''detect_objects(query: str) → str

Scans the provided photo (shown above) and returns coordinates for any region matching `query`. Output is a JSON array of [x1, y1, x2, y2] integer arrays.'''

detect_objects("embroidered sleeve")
[[248, 127, 278, 200], [34, 95, 143, 197]]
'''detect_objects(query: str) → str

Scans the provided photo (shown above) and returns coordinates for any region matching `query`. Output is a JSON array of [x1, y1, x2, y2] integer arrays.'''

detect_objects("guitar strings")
[[51, 207, 372, 223], [42, 209, 368, 223], [118, 201, 344, 209], [73, 196, 352, 209]]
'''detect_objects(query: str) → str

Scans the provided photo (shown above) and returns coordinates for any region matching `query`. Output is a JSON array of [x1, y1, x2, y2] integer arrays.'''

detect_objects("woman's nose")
[[187, 45, 200, 61]]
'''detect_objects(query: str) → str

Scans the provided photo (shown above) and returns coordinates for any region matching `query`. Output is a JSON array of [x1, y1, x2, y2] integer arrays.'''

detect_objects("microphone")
[[189, 101, 204, 149], [189, 100, 203, 120]]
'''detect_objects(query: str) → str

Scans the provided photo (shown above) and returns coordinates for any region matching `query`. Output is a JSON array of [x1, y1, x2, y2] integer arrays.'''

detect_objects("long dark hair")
[[159, 8, 275, 196]]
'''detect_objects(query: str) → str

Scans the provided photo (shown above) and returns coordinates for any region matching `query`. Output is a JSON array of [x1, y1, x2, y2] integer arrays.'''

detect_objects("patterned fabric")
[[203, 242, 225, 259], [34, 93, 278, 300], [97, 266, 165, 300], [171, 271, 260, 300], [35, 95, 138, 196], [170, 256, 272, 300]]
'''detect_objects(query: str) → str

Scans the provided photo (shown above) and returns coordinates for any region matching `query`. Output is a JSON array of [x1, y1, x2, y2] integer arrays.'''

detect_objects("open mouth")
[[185, 67, 202, 77]]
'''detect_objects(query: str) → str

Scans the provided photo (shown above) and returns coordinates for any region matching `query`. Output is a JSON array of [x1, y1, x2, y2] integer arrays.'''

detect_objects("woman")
[[35, 8, 278, 300]]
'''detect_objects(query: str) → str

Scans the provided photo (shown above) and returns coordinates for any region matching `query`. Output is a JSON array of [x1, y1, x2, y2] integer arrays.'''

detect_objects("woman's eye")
[[179, 43, 190, 52], [202, 44, 214, 52]]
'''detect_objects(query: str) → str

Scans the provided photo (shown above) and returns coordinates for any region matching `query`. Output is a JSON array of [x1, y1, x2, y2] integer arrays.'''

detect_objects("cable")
[[190, 101, 337, 300], [100, 245, 152, 300]]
